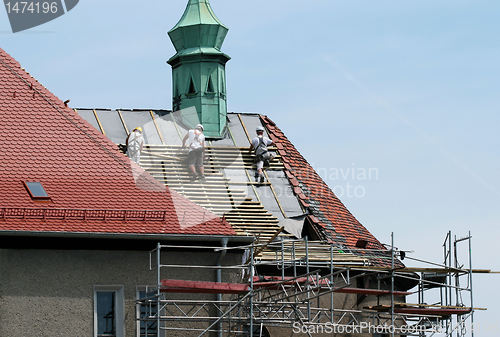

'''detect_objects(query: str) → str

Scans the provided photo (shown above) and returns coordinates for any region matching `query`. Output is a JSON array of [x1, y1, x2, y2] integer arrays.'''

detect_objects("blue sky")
[[2, 0, 499, 334]]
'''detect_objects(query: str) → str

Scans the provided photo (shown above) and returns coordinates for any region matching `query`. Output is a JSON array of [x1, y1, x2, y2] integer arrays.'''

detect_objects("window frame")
[[23, 181, 50, 200], [93, 285, 125, 337]]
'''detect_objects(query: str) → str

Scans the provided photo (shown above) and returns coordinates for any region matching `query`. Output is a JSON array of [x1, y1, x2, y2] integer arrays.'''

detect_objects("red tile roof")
[[260, 115, 385, 250], [0, 48, 235, 237]]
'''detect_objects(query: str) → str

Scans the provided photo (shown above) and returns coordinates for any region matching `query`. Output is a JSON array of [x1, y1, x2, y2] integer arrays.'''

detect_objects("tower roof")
[[168, 0, 228, 54], [170, 0, 227, 29]]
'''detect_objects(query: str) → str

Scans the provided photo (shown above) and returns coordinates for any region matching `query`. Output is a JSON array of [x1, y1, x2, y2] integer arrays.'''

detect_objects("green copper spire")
[[168, 0, 230, 138]]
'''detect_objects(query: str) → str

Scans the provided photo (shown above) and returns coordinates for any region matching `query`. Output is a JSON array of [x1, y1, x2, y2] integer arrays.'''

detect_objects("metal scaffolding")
[[136, 232, 485, 337]]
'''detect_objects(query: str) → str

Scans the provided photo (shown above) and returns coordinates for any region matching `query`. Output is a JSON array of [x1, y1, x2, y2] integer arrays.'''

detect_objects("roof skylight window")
[[24, 181, 50, 200]]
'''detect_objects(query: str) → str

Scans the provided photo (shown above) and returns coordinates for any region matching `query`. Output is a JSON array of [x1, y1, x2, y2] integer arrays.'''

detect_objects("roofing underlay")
[[75, 107, 385, 253], [0, 48, 235, 237]]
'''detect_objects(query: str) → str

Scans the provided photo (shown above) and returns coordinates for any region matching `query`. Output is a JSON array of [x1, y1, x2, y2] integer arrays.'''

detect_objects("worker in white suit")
[[126, 127, 144, 164], [182, 124, 206, 180], [250, 126, 274, 184]]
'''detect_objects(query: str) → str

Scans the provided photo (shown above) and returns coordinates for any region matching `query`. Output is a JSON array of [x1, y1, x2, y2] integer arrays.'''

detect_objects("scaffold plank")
[[160, 279, 250, 294]]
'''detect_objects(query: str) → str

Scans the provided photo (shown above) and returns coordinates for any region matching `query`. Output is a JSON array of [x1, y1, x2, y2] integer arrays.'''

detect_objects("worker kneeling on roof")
[[126, 127, 144, 164], [250, 126, 274, 184], [182, 124, 206, 180]]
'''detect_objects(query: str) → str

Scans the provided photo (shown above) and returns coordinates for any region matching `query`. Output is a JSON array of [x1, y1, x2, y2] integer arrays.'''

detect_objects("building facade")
[[0, 1, 419, 336]]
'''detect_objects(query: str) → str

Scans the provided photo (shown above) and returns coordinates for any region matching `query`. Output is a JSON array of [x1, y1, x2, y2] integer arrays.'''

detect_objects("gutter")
[[0, 230, 254, 244]]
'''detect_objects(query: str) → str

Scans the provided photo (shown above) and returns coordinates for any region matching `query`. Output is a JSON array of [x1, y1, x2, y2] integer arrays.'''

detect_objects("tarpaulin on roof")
[[227, 114, 249, 147], [279, 215, 307, 239], [77, 109, 101, 131], [153, 111, 183, 145], [94, 109, 128, 143], [120, 110, 161, 144], [266, 170, 303, 217]]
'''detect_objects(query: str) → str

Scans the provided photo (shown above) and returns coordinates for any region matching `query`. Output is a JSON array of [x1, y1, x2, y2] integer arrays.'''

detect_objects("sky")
[[2, 0, 499, 335]]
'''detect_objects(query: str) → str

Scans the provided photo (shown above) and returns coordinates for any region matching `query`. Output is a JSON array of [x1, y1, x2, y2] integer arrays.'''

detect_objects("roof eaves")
[[0, 230, 254, 244]]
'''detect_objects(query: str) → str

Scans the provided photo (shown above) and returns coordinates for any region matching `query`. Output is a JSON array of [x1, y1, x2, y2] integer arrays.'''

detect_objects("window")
[[94, 286, 124, 337], [136, 287, 163, 337], [174, 74, 180, 98], [187, 77, 196, 95], [97, 292, 115, 336], [220, 75, 226, 99], [206, 76, 215, 93], [24, 181, 50, 200], [220, 74, 225, 93]]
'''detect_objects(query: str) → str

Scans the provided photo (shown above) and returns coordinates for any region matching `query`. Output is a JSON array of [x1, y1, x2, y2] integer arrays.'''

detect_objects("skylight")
[[24, 181, 50, 200]]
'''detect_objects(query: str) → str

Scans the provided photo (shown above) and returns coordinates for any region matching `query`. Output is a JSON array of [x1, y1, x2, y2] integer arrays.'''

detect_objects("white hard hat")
[[196, 124, 204, 131], [256, 126, 265, 132]]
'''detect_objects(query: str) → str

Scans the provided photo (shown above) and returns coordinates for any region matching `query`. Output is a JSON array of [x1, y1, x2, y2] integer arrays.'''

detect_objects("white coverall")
[[126, 130, 144, 163]]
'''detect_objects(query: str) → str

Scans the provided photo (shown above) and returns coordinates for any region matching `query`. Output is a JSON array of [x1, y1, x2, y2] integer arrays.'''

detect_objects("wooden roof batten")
[[140, 144, 290, 244]]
